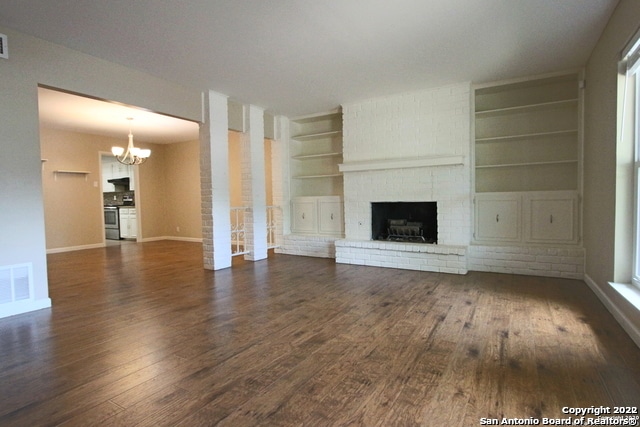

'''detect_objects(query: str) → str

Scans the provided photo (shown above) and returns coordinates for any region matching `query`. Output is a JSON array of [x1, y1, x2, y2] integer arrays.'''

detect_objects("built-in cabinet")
[[289, 110, 344, 237], [475, 191, 578, 244], [291, 196, 344, 236], [473, 73, 582, 245], [119, 207, 137, 239], [475, 193, 521, 243]]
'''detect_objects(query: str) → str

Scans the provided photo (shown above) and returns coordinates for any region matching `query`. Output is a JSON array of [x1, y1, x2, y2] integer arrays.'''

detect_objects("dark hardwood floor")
[[0, 240, 639, 426]]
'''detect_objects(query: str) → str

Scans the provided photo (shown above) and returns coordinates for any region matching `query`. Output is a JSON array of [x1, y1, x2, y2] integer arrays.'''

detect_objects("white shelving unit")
[[289, 111, 343, 198], [473, 73, 582, 244], [289, 110, 344, 237]]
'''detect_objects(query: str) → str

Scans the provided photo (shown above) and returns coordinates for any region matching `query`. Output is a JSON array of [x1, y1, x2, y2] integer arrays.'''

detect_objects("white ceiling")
[[37, 87, 200, 144], [1, 0, 619, 141]]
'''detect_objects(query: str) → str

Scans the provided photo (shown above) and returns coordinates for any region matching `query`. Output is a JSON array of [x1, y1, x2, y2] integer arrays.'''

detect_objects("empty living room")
[[1, 1, 640, 426]]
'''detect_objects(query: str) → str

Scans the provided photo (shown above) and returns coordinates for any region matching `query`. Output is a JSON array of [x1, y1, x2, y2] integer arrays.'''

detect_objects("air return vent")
[[0, 33, 7, 59], [0, 263, 33, 304]]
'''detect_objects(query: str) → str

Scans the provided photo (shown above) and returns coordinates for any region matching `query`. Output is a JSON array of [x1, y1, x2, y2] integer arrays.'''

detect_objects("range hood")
[[107, 177, 130, 191]]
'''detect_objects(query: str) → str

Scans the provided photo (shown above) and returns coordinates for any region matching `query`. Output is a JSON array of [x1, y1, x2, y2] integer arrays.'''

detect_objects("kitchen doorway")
[[100, 153, 140, 245]]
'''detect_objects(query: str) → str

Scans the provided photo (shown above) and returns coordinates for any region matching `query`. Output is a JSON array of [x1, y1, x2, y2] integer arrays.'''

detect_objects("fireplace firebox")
[[371, 202, 437, 244]]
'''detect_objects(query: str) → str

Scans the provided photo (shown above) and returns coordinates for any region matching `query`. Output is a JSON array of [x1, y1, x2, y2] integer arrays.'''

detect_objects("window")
[[621, 32, 640, 288]]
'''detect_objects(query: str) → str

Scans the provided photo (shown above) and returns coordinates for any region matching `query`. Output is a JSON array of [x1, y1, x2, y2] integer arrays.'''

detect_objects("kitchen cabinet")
[[102, 156, 133, 192], [119, 207, 137, 239], [291, 196, 344, 236]]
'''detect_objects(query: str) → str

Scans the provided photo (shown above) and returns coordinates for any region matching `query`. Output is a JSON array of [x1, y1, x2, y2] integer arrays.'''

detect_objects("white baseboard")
[[46, 243, 105, 254], [139, 236, 203, 243], [584, 274, 640, 349], [166, 236, 203, 243], [0, 298, 52, 319], [47, 237, 203, 251]]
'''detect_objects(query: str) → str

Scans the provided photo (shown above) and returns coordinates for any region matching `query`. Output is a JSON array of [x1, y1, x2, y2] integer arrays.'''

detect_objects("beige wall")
[[162, 140, 202, 239], [0, 25, 201, 315], [40, 129, 125, 249], [583, 0, 640, 330], [40, 128, 203, 249]]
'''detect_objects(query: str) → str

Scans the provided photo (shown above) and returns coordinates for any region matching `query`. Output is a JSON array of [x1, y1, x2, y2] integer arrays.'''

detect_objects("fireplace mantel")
[[338, 155, 465, 173]]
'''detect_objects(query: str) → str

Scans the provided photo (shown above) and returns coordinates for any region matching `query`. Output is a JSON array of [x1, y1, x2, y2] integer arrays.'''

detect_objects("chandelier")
[[111, 118, 151, 165]]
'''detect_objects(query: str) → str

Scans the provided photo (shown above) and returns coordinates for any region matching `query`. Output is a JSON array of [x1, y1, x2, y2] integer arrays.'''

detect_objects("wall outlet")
[[176, 226, 180, 232]]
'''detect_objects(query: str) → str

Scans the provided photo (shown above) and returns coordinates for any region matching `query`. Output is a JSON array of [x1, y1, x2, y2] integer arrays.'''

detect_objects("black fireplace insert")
[[371, 202, 437, 244]]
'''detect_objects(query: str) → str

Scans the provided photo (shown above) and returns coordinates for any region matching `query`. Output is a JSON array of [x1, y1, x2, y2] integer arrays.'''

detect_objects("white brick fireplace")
[[336, 83, 472, 274]]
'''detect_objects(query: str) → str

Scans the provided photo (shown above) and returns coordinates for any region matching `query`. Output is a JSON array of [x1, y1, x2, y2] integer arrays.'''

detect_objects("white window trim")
[[634, 70, 640, 289]]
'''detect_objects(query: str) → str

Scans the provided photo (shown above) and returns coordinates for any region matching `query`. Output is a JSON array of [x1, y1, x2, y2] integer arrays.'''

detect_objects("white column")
[[272, 116, 290, 250], [200, 90, 231, 270], [242, 105, 268, 261]]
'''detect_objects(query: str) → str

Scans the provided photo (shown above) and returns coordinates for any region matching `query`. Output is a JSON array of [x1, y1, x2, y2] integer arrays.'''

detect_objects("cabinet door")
[[291, 199, 317, 234], [318, 199, 344, 235], [118, 208, 129, 238], [128, 208, 137, 238], [526, 194, 576, 243], [102, 159, 115, 192], [475, 195, 521, 242]]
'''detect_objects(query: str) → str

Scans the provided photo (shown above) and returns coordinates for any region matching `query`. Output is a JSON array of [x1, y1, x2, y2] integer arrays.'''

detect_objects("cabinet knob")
[[496, 214, 499, 223], [302, 213, 305, 219], [550, 214, 553, 224], [331, 213, 334, 220]]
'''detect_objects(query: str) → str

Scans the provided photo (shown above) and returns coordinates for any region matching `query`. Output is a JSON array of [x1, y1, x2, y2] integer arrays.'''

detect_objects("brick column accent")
[[271, 116, 289, 251], [200, 91, 231, 270], [242, 105, 268, 261]]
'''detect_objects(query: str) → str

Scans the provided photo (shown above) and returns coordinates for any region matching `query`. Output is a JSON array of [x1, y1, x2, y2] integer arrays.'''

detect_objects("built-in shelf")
[[473, 72, 581, 194], [475, 98, 578, 117], [292, 130, 342, 141], [475, 129, 578, 143], [292, 152, 342, 160], [290, 110, 343, 198], [293, 173, 343, 179]]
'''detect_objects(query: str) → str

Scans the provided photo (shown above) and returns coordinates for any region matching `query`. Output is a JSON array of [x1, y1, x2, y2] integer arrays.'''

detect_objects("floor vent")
[[0, 263, 33, 304]]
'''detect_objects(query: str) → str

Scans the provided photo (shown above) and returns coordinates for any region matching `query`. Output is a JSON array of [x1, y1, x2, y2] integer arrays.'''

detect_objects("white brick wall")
[[277, 234, 340, 258], [341, 82, 472, 247], [468, 245, 585, 279], [343, 84, 471, 161], [336, 82, 472, 274], [336, 240, 467, 274]]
